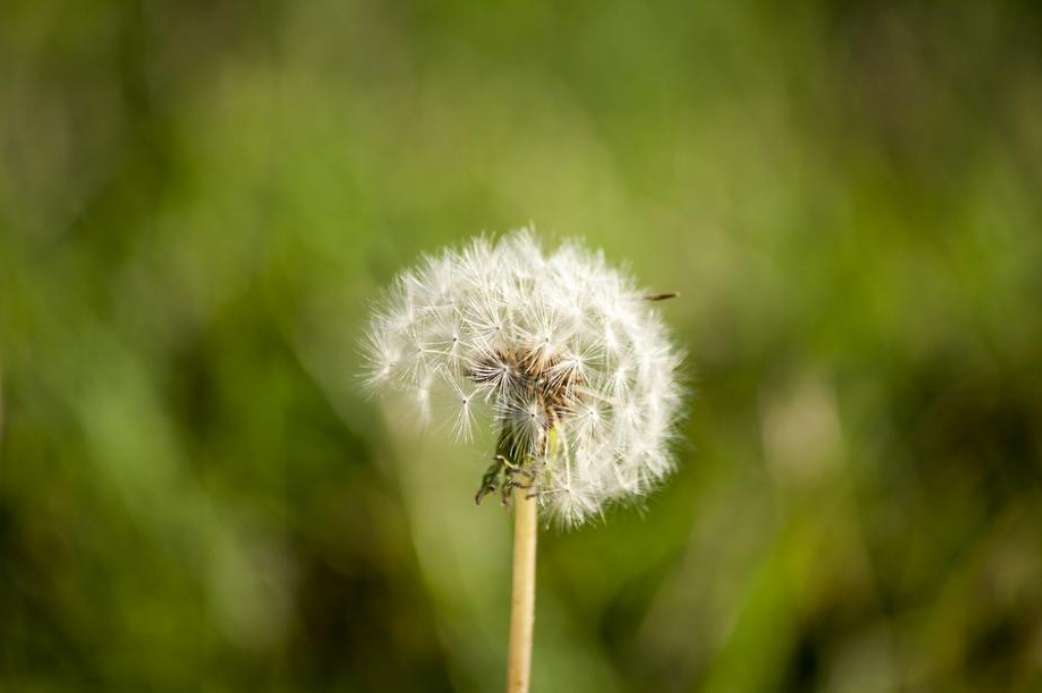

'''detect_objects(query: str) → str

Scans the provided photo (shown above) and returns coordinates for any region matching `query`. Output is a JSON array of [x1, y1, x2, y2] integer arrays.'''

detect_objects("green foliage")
[[2, 1, 1041, 691]]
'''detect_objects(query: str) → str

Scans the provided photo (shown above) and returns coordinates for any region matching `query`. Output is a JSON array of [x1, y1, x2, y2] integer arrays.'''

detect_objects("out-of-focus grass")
[[1, 2, 1041, 691]]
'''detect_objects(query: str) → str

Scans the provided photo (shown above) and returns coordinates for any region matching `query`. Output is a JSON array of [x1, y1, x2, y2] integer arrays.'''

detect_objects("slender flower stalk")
[[364, 228, 683, 692], [506, 491, 537, 693]]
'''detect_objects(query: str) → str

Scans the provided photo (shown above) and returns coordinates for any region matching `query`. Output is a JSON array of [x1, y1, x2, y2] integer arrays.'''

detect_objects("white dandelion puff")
[[364, 228, 684, 528]]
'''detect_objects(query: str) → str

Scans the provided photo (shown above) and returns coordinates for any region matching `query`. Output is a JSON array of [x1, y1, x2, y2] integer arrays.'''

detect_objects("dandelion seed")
[[363, 227, 684, 528]]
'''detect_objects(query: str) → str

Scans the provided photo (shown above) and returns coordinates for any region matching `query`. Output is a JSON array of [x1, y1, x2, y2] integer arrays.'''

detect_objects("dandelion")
[[363, 228, 683, 693], [365, 229, 683, 523]]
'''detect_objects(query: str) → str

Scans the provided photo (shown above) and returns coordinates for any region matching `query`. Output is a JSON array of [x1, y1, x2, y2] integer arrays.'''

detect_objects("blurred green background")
[[2, 1, 1042, 691]]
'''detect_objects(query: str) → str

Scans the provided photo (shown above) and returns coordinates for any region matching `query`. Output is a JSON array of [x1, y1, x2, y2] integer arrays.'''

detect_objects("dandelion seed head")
[[364, 227, 684, 528]]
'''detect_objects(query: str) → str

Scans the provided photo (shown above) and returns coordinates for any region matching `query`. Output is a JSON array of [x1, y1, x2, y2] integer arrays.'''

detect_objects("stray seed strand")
[[643, 292, 679, 302]]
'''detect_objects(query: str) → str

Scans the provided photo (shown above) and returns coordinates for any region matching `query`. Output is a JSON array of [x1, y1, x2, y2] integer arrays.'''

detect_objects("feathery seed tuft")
[[364, 228, 683, 527]]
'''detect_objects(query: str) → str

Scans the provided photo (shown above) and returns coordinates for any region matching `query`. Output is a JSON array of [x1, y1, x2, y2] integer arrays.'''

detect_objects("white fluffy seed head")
[[364, 228, 684, 528]]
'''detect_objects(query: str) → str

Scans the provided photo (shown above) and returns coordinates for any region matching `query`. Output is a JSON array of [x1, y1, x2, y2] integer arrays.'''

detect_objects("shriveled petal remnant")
[[364, 229, 683, 527]]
